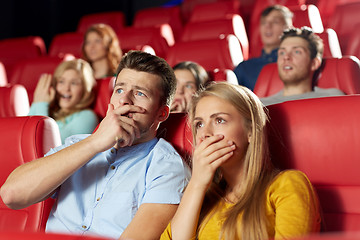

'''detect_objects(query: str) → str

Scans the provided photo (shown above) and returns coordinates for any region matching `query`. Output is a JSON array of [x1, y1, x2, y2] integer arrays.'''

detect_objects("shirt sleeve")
[[28, 102, 50, 116], [268, 170, 321, 239], [142, 143, 191, 205]]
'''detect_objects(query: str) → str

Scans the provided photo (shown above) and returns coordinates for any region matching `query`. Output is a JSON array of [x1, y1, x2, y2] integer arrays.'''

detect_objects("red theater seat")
[[318, 28, 342, 58], [327, 2, 360, 55], [133, 6, 183, 41], [0, 36, 46, 81], [0, 84, 30, 117], [267, 95, 360, 231], [208, 68, 238, 84], [344, 23, 360, 60], [48, 32, 83, 58], [0, 231, 111, 240], [117, 25, 173, 58], [166, 34, 243, 71], [180, 14, 249, 60], [0, 116, 61, 232], [93, 76, 115, 120], [188, 0, 240, 23], [157, 112, 193, 165], [0, 62, 8, 87], [77, 11, 125, 34], [316, 0, 360, 28], [9, 56, 70, 103], [254, 56, 360, 97]]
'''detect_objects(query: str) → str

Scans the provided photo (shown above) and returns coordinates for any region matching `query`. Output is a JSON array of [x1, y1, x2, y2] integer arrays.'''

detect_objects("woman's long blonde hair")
[[49, 59, 96, 121], [189, 82, 279, 240]]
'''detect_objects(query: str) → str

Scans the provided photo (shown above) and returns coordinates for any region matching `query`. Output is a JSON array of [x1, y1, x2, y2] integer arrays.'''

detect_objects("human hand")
[[170, 98, 187, 113], [190, 135, 236, 191], [33, 74, 55, 103], [91, 103, 145, 151]]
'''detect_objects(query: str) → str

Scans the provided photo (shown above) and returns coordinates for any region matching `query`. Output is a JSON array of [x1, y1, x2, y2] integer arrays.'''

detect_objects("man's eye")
[[136, 91, 146, 97], [116, 88, 124, 94]]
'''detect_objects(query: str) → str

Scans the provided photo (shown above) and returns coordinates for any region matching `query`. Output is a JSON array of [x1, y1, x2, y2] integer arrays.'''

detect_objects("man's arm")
[[120, 203, 178, 240], [0, 104, 142, 210]]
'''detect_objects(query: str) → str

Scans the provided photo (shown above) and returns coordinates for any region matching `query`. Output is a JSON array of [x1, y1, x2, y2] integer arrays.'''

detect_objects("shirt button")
[[82, 225, 87, 229], [111, 149, 115, 154], [110, 165, 115, 170], [96, 197, 100, 201]]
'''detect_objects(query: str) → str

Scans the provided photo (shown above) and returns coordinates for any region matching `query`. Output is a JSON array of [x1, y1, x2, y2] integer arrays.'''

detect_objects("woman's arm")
[[169, 135, 236, 240], [271, 170, 321, 239]]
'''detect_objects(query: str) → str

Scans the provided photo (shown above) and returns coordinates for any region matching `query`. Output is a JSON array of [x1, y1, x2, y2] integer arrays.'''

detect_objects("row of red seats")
[[2, 94, 360, 235]]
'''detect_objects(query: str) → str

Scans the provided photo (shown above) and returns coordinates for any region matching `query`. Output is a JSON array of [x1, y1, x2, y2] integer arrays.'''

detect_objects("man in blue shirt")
[[234, 5, 293, 91], [0, 51, 191, 240]]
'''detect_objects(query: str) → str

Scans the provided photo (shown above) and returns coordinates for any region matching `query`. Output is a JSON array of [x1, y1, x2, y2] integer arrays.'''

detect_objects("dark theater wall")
[[0, 0, 171, 48]]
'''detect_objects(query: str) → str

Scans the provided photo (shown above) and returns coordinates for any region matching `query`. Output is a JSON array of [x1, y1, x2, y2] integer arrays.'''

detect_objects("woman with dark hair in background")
[[170, 61, 209, 113]]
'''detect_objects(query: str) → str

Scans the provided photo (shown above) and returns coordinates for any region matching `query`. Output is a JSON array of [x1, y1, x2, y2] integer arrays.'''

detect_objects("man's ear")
[[158, 105, 170, 122], [311, 57, 322, 71]]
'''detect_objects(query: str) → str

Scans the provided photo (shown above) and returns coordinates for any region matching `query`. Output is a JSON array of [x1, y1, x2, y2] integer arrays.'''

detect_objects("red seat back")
[[0, 62, 8, 87], [0, 116, 61, 232], [180, 14, 249, 60], [0, 36, 46, 81], [157, 112, 193, 165], [318, 28, 342, 58], [93, 76, 115, 120], [208, 69, 238, 84], [0, 84, 30, 117], [9, 56, 68, 103], [48, 32, 83, 58], [166, 34, 243, 71], [327, 2, 360, 54], [133, 6, 183, 41], [267, 95, 360, 231], [254, 56, 360, 97], [117, 25, 173, 58], [188, 0, 240, 23], [0, 231, 111, 240], [345, 23, 360, 60], [77, 11, 125, 34]]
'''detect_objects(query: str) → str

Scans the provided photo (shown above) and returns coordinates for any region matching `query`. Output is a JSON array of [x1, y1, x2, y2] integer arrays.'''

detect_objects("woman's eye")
[[194, 121, 203, 129], [215, 118, 225, 124], [185, 84, 194, 89]]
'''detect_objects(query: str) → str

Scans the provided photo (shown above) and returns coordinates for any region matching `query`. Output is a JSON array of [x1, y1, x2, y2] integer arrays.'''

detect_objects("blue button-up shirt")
[[234, 48, 278, 91], [45, 135, 190, 239]]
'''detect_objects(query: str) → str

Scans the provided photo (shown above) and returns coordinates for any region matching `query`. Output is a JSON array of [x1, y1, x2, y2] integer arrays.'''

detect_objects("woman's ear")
[[247, 131, 252, 143]]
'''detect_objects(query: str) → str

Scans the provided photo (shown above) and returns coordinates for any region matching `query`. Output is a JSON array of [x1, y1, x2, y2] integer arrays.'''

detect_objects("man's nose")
[[119, 91, 133, 105]]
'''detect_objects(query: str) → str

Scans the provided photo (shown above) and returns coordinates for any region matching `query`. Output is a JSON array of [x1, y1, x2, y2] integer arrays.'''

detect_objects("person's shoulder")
[[314, 87, 345, 96], [269, 169, 313, 193], [46, 134, 91, 156], [154, 138, 180, 155], [74, 109, 98, 118]]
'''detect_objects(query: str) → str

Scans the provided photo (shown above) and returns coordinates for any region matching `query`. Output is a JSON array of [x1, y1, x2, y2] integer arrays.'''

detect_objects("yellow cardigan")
[[161, 170, 321, 240]]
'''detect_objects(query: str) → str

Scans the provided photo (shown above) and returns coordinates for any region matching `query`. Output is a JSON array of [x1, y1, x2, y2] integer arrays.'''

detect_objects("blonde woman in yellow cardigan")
[[161, 82, 321, 240]]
